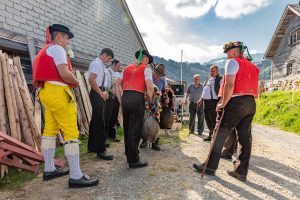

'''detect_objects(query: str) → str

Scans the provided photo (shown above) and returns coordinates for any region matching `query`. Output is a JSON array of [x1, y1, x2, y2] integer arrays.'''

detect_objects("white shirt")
[[225, 59, 239, 75], [119, 67, 152, 81], [88, 58, 106, 87], [105, 68, 121, 89], [201, 77, 223, 100], [46, 45, 68, 86], [224, 59, 242, 97]]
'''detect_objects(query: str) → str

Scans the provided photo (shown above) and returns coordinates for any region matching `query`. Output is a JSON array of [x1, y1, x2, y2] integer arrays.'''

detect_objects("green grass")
[[0, 135, 92, 190], [254, 91, 300, 134], [0, 169, 37, 190]]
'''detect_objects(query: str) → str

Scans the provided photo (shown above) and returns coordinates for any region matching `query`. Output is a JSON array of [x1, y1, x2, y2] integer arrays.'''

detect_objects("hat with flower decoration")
[[223, 41, 253, 62]]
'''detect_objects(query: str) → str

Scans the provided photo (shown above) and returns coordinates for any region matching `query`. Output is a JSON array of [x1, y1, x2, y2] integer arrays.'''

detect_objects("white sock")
[[64, 141, 83, 179], [41, 136, 56, 172]]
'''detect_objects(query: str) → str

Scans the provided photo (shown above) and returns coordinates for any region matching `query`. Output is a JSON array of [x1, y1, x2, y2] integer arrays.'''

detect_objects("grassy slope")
[[254, 91, 300, 134]]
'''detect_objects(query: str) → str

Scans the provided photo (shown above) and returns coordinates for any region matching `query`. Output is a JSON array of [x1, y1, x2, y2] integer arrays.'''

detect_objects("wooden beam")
[[26, 36, 36, 66]]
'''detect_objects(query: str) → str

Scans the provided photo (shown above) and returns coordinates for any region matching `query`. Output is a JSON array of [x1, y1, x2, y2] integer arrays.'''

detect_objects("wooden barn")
[[265, 3, 300, 82]]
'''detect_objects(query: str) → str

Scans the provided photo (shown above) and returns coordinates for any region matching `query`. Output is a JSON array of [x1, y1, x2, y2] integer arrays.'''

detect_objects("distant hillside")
[[153, 53, 271, 84]]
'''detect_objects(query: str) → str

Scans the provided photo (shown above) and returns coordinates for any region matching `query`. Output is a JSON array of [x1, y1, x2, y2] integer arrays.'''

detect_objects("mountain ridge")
[[153, 53, 271, 84]]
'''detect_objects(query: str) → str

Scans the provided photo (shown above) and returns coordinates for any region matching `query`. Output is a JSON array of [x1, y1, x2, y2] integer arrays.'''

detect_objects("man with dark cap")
[[33, 24, 98, 188], [88, 48, 114, 160], [115, 49, 154, 168], [193, 41, 259, 182], [140, 63, 166, 150]]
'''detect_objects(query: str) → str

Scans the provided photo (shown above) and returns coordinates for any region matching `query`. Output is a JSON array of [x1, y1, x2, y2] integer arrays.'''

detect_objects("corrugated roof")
[[264, 4, 300, 59]]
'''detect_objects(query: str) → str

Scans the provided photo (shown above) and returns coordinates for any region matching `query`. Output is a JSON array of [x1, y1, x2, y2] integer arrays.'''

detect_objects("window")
[[289, 28, 300, 45], [287, 62, 293, 76]]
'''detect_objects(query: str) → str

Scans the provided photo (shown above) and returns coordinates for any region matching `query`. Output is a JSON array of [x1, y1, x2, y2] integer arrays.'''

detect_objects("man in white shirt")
[[33, 24, 98, 188], [88, 48, 114, 160], [200, 65, 223, 141]]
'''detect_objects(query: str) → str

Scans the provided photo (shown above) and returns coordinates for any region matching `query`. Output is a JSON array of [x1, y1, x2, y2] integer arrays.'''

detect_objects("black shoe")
[[129, 161, 148, 169], [203, 136, 211, 142], [221, 155, 232, 160], [152, 144, 161, 151], [69, 174, 99, 188], [105, 143, 110, 148], [227, 170, 247, 181], [192, 163, 215, 175], [112, 138, 120, 143], [97, 152, 113, 160], [43, 168, 69, 181], [198, 132, 203, 136], [152, 138, 161, 151]]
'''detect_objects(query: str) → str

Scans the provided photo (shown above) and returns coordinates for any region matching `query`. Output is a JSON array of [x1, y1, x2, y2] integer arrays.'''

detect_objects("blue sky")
[[126, 0, 298, 62]]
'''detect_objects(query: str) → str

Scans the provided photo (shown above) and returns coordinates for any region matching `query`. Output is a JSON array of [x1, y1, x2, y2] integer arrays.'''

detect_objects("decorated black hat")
[[135, 50, 153, 64], [49, 24, 74, 39], [223, 41, 253, 62], [223, 41, 244, 53]]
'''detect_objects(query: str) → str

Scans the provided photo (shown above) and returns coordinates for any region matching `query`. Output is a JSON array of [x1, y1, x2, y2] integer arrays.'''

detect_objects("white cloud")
[[164, 0, 217, 18], [126, 0, 224, 62], [250, 49, 258, 54], [215, 0, 272, 19], [126, 0, 270, 62]]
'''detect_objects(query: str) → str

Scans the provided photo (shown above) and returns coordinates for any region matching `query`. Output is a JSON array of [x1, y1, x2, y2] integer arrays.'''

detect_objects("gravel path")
[[1, 124, 300, 200]]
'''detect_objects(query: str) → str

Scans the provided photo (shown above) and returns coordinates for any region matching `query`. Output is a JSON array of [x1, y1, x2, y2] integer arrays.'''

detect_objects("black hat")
[[135, 50, 153, 64], [223, 41, 244, 53], [49, 24, 74, 39], [154, 64, 165, 76]]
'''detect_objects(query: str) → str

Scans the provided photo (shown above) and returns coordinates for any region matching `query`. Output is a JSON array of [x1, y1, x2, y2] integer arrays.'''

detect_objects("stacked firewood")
[[0, 52, 41, 178], [74, 70, 92, 135]]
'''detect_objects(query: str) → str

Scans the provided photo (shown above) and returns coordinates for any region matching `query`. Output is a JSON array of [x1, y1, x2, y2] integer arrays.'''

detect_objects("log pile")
[[0, 52, 42, 178], [0, 50, 92, 178]]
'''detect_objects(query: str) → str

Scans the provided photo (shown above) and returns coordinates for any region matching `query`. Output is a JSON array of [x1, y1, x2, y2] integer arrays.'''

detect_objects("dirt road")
[[1, 124, 300, 200]]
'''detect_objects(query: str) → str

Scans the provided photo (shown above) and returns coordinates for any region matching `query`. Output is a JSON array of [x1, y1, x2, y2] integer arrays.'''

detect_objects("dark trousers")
[[203, 99, 218, 137], [189, 102, 204, 134], [207, 95, 256, 176], [122, 91, 145, 163], [105, 95, 120, 139], [88, 89, 106, 153], [221, 129, 237, 157]]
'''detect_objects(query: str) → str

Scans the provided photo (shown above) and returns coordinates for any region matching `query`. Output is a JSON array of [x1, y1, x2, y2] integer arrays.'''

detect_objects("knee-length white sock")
[[64, 141, 83, 179], [41, 136, 56, 172]]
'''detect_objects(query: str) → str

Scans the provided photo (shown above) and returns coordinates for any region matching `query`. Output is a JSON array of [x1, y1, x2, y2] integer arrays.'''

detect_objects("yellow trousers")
[[39, 82, 79, 141]]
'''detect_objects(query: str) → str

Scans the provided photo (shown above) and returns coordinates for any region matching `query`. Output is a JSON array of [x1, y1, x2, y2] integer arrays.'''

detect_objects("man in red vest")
[[193, 41, 259, 181], [115, 50, 154, 168], [33, 24, 99, 188]]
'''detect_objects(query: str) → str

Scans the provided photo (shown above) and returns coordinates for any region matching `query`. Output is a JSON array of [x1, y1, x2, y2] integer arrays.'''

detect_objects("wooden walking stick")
[[201, 109, 225, 179]]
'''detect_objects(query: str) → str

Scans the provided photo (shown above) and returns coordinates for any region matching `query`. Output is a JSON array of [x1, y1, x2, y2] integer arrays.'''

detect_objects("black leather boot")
[[152, 138, 161, 151]]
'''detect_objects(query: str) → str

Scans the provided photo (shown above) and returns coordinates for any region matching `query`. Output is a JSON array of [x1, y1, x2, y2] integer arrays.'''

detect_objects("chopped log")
[[0, 54, 18, 138], [12, 66, 34, 147], [0, 52, 8, 178], [74, 88, 89, 133], [83, 72, 91, 92], [76, 70, 92, 122], [33, 96, 42, 137], [0, 54, 7, 136], [8, 60, 22, 141], [14, 65, 41, 151], [13, 57, 34, 111]]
